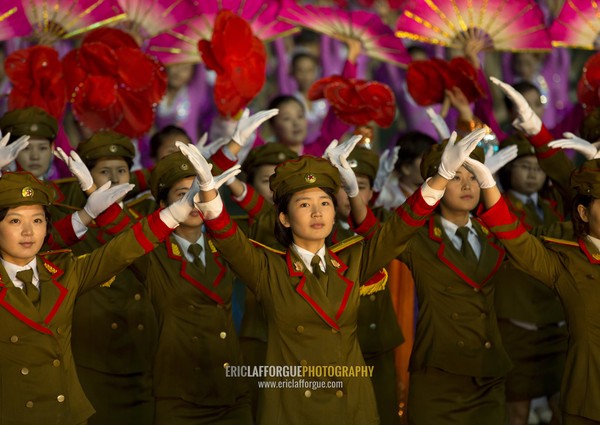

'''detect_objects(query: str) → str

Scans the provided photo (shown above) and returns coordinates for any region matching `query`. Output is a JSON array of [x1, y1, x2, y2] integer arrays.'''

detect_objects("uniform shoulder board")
[[40, 249, 72, 256], [330, 235, 364, 253], [231, 214, 250, 221], [125, 192, 154, 208], [249, 239, 285, 255], [540, 236, 578, 247], [52, 202, 82, 212], [50, 177, 78, 185]]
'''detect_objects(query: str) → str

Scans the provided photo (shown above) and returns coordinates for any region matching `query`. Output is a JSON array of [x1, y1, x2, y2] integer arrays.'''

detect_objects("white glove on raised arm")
[[177, 141, 216, 191], [54, 147, 94, 191], [231, 109, 279, 147], [373, 146, 400, 192], [438, 128, 488, 180], [159, 177, 200, 227], [83, 182, 134, 219], [490, 76, 542, 136], [0, 133, 29, 170], [463, 157, 496, 189], [197, 134, 229, 159], [548, 132, 600, 160], [325, 135, 363, 197], [426, 107, 451, 140], [484, 144, 519, 175], [213, 164, 243, 189]]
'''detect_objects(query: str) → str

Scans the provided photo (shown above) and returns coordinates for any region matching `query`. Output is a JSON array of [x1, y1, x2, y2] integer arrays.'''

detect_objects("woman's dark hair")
[[149, 125, 192, 160], [274, 187, 337, 248], [0, 205, 53, 244], [498, 161, 515, 191], [83, 156, 134, 172], [572, 194, 594, 239], [267, 95, 305, 116], [291, 52, 320, 71], [503, 81, 541, 113], [394, 131, 436, 173]]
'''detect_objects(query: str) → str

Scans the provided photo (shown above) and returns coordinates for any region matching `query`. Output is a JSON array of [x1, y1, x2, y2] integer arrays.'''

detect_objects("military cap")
[[242, 143, 298, 176], [347, 146, 379, 182], [420, 138, 485, 180], [150, 151, 196, 199], [0, 172, 54, 208], [570, 159, 600, 198], [270, 155, 341, 204], [77, 131, 135, 165], [0, 107, 58, 140], [499, 133, 535, 158]]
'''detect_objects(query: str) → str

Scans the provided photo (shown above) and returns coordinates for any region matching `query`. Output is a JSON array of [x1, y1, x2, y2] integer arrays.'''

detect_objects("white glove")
[[83, 182, 134, 219], [231, 108, 279, 147], [177, 141, 215, 191], [490, 76, 542, 136], [325, 135, 363, 197], [425, 107, 450, 140], [196, 132, 229, 159], [438, 128, 488, 180], [463, 157, 496, 189], [214, 164, 242, 189], [484, 144, 518, 175], [373, 146, 400, 192], [548, 132, 600, 160], [160, 177, 200, 227], [54, 147, 93, 191], [0, 132, 29, 169], [322, 139, 338, 158]]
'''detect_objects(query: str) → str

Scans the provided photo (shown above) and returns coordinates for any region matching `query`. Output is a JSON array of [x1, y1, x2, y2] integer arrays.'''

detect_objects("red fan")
[[578, 53, 600, 115]]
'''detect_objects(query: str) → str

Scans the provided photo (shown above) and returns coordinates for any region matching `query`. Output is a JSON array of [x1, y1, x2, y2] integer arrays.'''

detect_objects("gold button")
[[484, 341, 492, 349], [191, 336, 199, 343], [134, 293, 141, 301], [111, 323, 118, 330], [304, 390, 311, 398], [480, 313, 487, 319], [296, 325, 304, 333], [331, 328, 338, 334], [336, 390, 344, 398], [188, 305, 195, 311], [473, 288, 480, 293], [369, 295, 376, 301], [52, 359, 60, 367], [217, 304, 224, 309], [223, 362, 230, 368], [10, 335, 18, 343], [137, 324, 144, 331], [300, 359, 307, 367], [26, 401, 33, 408], [451, 313, 459, 320], [457, 341, 465, 348], [56, 327, 63, 335], [57, 395, 65, 403], [369, 323, 376, 330], [21, 367, 29, 375], [219, 332, 227, 339]]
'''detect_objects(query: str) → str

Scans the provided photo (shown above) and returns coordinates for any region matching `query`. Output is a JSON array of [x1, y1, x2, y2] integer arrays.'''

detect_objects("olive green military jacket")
[[481, 197, 600, 421], [131, 235, 247, 406], [391, 214, 513, 378], [494, 192, 566, 325], [204, 190, 437, 425], [0, 212, 171, 425]]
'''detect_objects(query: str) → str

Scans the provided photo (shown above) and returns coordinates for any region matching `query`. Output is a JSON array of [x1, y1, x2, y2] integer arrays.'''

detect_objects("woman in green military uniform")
[[0, 168, 195, 425], [468, 138, 600, 425], [177, 128, 483, 425]]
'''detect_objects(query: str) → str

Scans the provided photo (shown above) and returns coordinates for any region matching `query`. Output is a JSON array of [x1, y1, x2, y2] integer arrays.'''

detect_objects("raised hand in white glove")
[[0, 133, 29, 169], [373, 146, 400, 192], [490, 76, 542, 136], [463, 157, 496, 189], [426, 107, 450, 140], [232, 109, 279, 147], [438, 128, 488, 180], [484, 144, 518, 175], [322, 139, 338, 159], [177, 141, 215, 191], [325, 135, 363, 197], [83, 182, 134, 219], [548, 132, 600, 160], [54, 147, 94, 191], [214, 164, 243, 189], [196, 133, 229, 159], [160, 177, 200, 227]]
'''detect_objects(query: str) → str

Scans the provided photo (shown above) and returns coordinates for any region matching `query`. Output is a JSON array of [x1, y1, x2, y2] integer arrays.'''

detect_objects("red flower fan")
[[63, 28, 167, 138], [5, 45, 66, 119], [197, 10, 266, 117]]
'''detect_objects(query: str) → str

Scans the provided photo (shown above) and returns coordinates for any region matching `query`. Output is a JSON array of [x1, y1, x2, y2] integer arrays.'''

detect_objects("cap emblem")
[[181, 163, 189, 170], [21, 187, 34, 198], [305, 173, 316, 184], [109, 145, 118, 153]]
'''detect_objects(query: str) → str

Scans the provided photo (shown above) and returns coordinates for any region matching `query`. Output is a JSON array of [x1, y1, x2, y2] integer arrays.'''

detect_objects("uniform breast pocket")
[[572, 270, 600, 317]]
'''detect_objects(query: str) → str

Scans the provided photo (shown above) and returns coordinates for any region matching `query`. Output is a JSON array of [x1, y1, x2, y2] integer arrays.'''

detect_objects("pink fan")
[[116, 0, 198, 41], [395, 0, 552, 51], [147, 0, 296, 65], [550, 0, 600, 49], [280, 3, 410, 67], [20, 0, 126, 44], [0, 1, 32, 41]]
